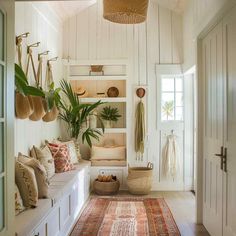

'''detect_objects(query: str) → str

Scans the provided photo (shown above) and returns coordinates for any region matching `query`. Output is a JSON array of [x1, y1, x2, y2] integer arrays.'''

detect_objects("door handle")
[[223, 147, 227, 173], [215, 146, 227, 172], [215, 146, 224, 171]]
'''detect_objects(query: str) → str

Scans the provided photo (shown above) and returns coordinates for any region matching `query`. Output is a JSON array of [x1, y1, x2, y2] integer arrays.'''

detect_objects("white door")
[[155, 65, 186, 191], [222, 6, 236, 236], [202, 21, 224, 236]]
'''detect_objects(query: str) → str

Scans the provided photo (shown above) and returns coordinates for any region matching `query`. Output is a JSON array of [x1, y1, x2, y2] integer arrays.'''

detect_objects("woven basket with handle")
[[127, 162, 153, 195]]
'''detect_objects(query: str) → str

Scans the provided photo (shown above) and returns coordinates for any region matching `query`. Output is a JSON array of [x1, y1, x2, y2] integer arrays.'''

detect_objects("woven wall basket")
[[103, 0, 149, 24], [15, 92, 33, 119], [42, 104, 59, 122], [28, 96, 46, 121]]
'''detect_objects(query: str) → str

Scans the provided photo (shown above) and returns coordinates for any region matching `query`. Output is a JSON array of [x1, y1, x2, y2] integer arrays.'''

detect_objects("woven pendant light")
[[103, 0, 149, 24]]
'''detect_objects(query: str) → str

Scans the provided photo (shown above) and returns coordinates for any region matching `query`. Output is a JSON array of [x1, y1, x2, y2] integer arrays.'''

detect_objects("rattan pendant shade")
[[103, 0, 149, 24]]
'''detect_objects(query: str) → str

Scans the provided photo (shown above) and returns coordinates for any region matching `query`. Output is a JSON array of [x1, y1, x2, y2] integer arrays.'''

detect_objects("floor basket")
[[127, 162, 153, 195], [93, 180, 120, 195]]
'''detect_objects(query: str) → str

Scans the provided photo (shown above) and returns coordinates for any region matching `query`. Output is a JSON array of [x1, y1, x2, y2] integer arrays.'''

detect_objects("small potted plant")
[[100, 106, 121, 128]]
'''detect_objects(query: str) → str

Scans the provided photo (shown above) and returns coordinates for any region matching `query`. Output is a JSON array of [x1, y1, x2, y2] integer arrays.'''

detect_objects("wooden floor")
[[92, 191, 210, 236], [148, 191, 210, 236]]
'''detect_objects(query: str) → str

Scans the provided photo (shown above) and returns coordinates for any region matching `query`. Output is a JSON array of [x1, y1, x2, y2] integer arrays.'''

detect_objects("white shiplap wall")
[[62, 0, 194, 190], [183, 0, 233, 71], [15, 2, 63, 155]]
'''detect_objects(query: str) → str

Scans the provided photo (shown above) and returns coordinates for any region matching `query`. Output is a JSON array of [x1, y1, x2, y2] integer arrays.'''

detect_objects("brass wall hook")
[[48, 56, 58, 62], [27, 42, 40, 54], [38, 50, 50, 61], [16, 32, 30, 45]]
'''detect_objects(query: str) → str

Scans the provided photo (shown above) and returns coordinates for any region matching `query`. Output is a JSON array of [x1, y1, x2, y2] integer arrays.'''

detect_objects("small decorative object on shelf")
[[107, 87, 119, 97], [93, 175, 120, 195], [100, 106, 121, 128], [96, 92, 106, 98], [76, 86, 88, 98], [89, 65, 104, 75]]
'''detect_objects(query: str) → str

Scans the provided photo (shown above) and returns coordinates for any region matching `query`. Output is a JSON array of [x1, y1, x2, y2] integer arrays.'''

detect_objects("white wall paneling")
[[15, 2, 63, 154]]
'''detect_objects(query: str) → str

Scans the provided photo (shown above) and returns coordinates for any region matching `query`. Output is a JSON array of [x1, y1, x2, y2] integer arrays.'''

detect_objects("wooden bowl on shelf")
[[107, 87, 119, 97]]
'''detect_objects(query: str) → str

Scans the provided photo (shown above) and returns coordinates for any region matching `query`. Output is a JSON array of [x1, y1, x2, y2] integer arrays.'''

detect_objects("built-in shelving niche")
[[64, 59, 128, 166]]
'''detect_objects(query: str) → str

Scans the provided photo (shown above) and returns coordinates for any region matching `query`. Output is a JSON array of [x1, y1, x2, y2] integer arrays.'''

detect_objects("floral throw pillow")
[[47, 143, 74, 173]]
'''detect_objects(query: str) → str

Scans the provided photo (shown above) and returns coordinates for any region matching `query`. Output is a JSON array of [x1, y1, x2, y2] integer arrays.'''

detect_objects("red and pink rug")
[[70, 197, 180, 236]]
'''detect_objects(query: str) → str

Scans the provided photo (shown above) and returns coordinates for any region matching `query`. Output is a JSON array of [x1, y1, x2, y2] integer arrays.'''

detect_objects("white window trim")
[[155, 64, 184, 126]]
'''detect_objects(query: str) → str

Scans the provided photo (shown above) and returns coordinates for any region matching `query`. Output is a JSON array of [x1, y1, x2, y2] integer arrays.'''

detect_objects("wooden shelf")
[[97, 128, 127, 134], [68, 75, 127, 81], [79, 97, 127, 103], [62, 59, 128, 66]]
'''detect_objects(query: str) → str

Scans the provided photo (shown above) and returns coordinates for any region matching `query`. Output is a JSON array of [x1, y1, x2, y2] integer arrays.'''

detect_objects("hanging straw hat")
[[76, 86, 88, 98], [15, 92, 34, 119], [103, 0, 149, 24]]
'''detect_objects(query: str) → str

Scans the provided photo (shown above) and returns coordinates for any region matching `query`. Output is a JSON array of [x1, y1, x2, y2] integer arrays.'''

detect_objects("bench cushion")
[[15, 199, 51, 236]]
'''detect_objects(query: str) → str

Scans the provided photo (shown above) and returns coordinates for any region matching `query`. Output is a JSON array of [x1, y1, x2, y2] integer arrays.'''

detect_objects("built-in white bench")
[[14, 161, 91, 236]]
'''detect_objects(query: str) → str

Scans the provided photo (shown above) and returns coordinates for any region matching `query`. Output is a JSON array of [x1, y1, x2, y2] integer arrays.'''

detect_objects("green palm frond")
[[100, 106, 121, 122], [58, 79, 104, 146]]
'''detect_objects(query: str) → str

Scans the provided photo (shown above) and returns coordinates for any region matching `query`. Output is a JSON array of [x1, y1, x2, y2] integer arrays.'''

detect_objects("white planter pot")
[[104, 120, 113, 128]]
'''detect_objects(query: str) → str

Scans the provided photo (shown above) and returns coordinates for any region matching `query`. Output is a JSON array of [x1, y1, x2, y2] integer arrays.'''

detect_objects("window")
[[161, 76, 184, 121]]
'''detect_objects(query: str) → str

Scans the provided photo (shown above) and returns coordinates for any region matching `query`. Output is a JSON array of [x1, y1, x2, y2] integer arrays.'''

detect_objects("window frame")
[[161, 75, 184, 122], [155, 64, 185, 128]]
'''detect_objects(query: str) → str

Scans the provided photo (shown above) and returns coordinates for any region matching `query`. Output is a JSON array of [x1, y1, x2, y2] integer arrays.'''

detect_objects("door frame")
[[155, 64, 195, 191], [0, 1, 15, 236], [195, 0, 236, 224]]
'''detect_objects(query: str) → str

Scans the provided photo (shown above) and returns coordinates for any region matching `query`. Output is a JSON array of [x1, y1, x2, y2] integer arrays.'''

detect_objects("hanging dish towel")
[[162, 134, 180, 178], [135, 101, 145, 155]]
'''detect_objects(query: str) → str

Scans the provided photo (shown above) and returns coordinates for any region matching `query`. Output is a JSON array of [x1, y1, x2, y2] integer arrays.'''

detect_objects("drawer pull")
[[34, 233, 39, 236]]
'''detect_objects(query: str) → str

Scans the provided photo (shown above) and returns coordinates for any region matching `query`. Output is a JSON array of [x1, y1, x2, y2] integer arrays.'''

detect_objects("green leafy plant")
[[15, 63, 44, 97], [58, 79, 104, 147], [44, 82, 61, 111], [162, 101, 174, 120], [100, 106, 121, 122]]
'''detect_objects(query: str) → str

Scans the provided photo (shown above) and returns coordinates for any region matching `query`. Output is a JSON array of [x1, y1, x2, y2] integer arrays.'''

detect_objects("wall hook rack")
[[38, 50, 50, 61]]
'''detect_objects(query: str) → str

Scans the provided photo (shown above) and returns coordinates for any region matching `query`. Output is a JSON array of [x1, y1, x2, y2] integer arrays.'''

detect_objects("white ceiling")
[[48, 0, 97, 21], [154, 0, 187, 13], [48, 0, 186, 21]]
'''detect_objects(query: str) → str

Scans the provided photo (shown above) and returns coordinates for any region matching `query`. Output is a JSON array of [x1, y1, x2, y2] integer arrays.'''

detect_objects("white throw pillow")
[[91, 145, 126, 160]]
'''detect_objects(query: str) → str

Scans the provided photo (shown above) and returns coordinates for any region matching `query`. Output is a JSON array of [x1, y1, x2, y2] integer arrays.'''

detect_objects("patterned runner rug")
[[70, 197, 180, 236]]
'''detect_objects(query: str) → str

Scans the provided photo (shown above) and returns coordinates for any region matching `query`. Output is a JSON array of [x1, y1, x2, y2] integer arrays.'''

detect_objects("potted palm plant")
[[58, 79, 104, 148], [100, 106, 121, 128]]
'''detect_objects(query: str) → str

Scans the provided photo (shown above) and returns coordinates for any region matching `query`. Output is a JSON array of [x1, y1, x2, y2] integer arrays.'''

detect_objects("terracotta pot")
[[28, 96, 46, 121], [104, 120, 113, 128], [15, 92, 33, 119]]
